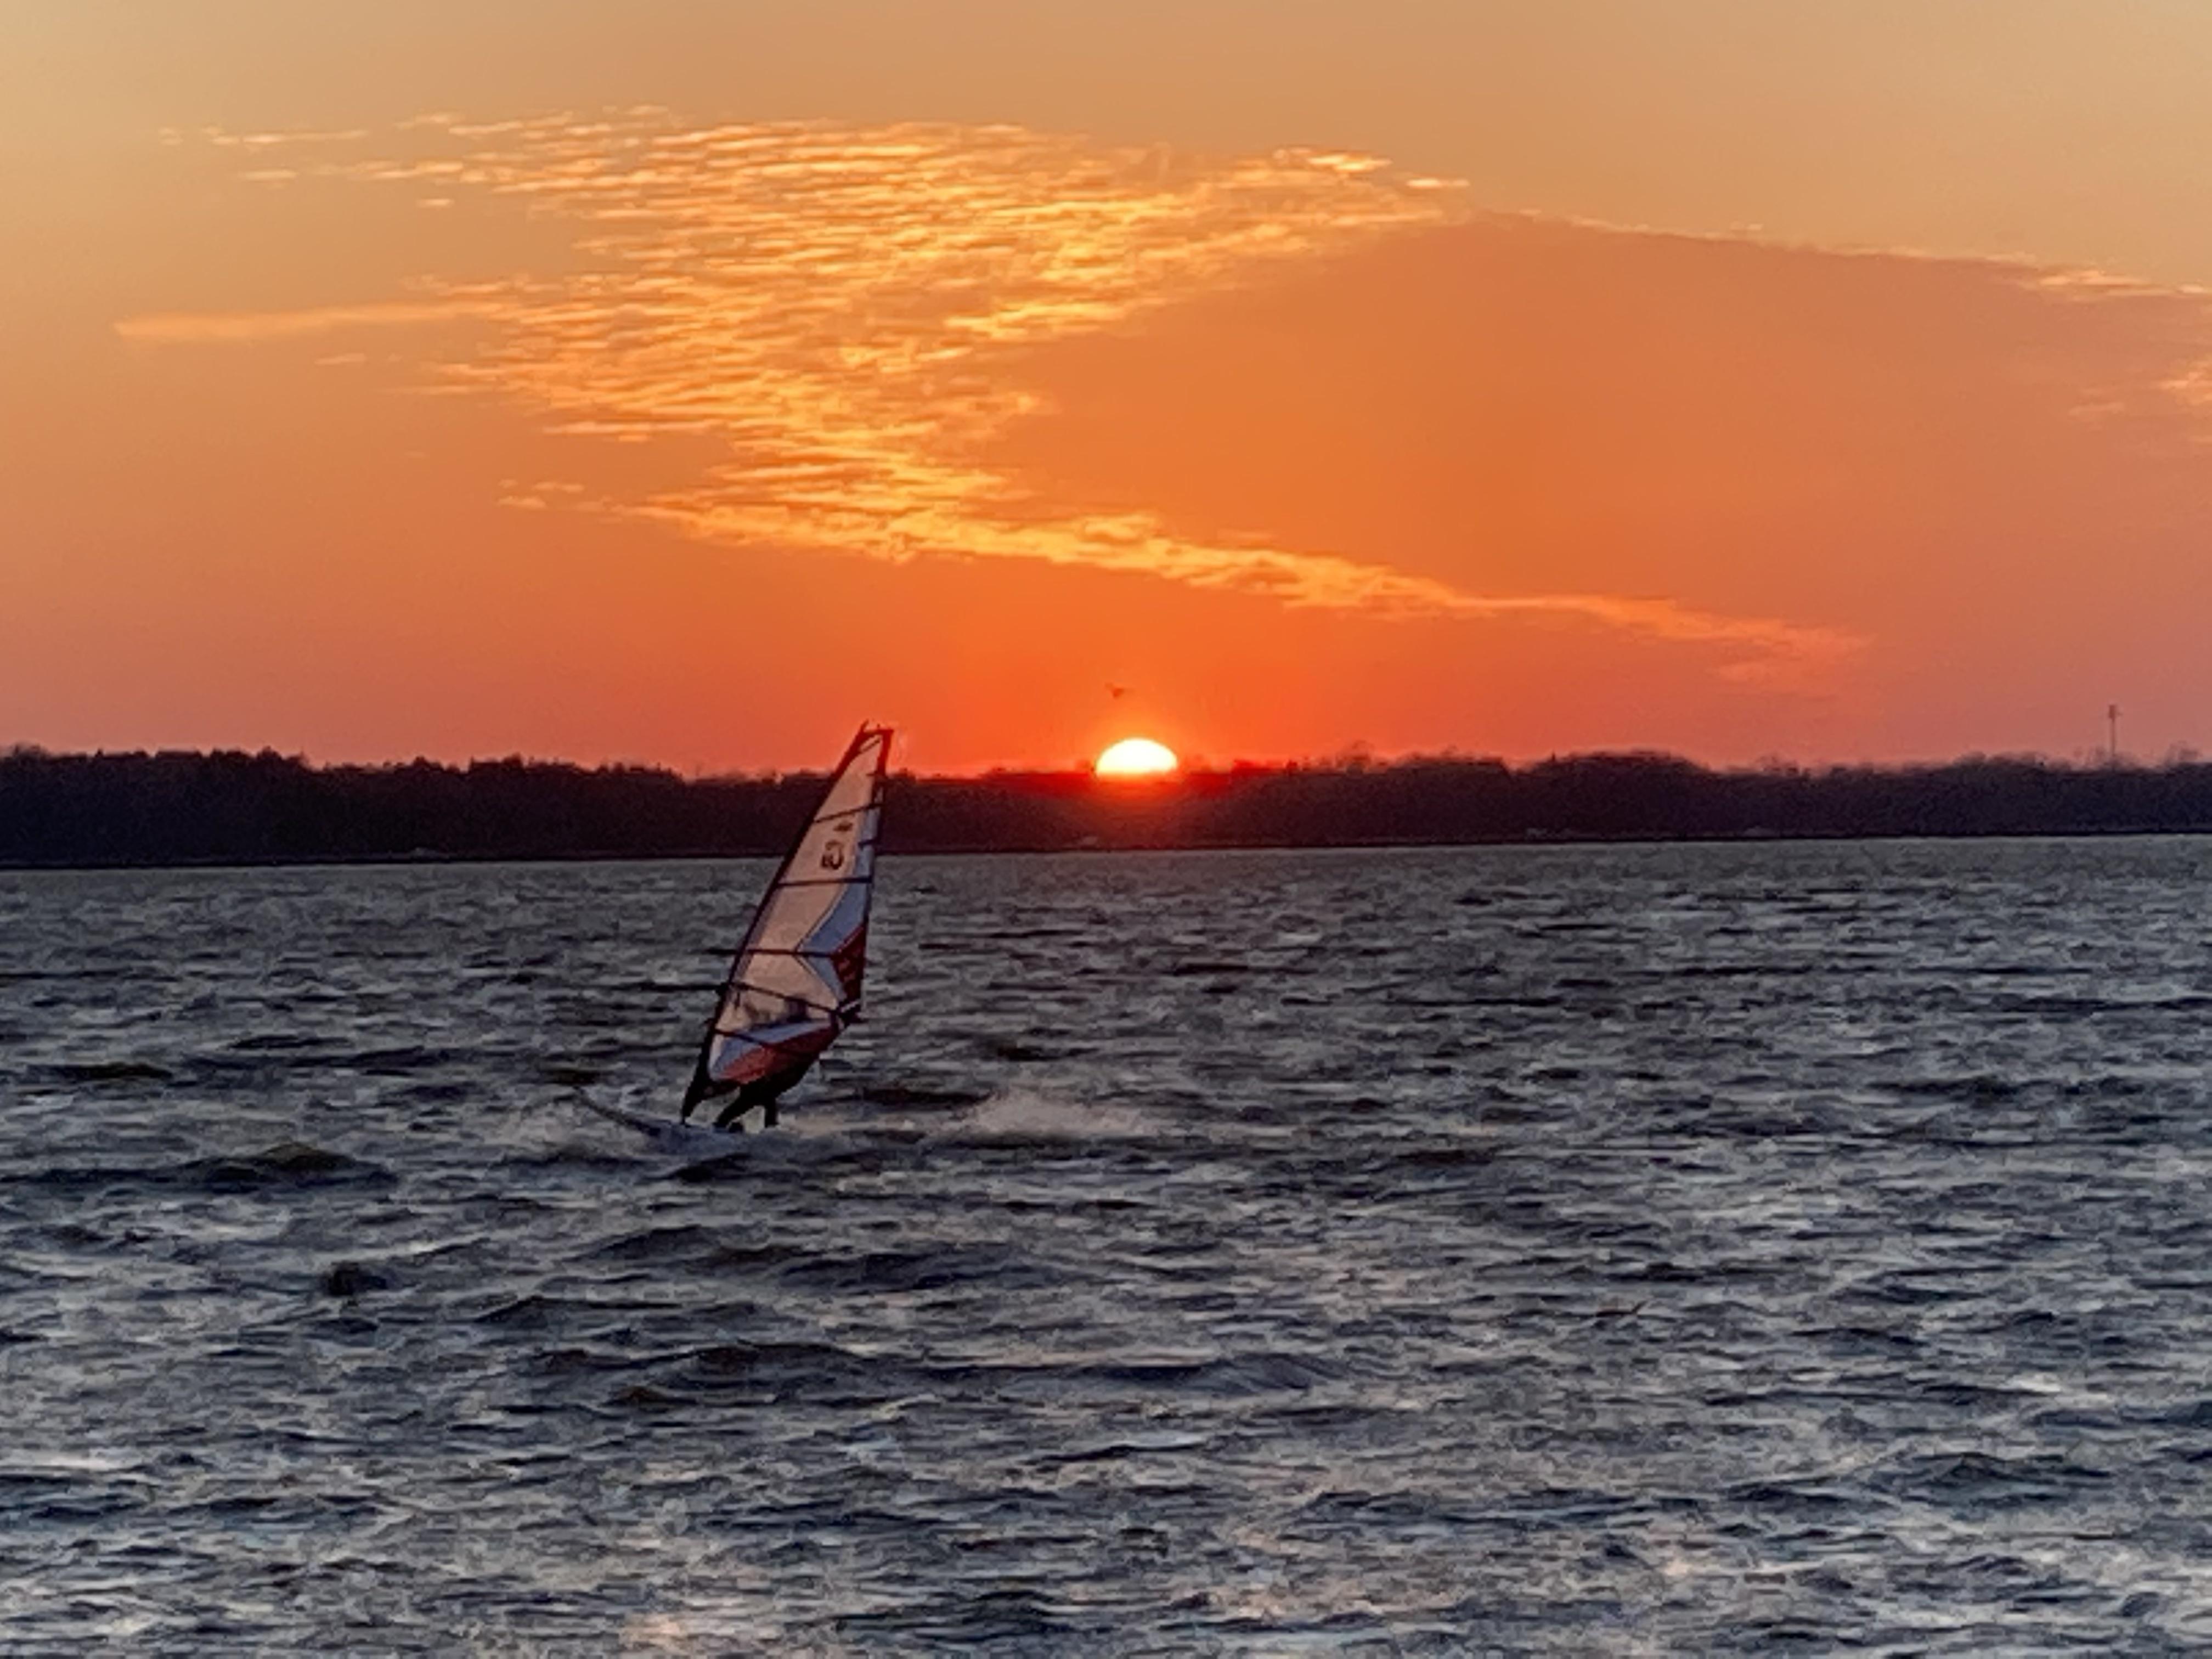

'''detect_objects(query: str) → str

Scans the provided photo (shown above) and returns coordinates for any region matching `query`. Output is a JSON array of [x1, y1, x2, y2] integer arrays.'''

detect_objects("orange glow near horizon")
[[1094, 738, 1180, 778], [14, 11, 2212, 770]]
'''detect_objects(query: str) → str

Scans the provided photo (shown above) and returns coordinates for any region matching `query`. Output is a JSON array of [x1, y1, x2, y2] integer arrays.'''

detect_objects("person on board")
[[706, 1065, 809, 1132]]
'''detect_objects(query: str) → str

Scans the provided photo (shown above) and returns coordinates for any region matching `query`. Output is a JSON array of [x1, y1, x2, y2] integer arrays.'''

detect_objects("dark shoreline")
[[7, 827, 2212, 877], [7, 745, 2211, 870]]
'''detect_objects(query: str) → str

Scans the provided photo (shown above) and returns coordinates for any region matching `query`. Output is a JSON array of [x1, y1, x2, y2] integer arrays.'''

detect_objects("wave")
[[772, 1243, 1053, 1296], [1872, 1448, 2113, 1511], [48, 1060, 176, 1085], [184, 1141, 393, 1192], [18, 1141, 392, 1195], [581, 1223, 722, 1265]]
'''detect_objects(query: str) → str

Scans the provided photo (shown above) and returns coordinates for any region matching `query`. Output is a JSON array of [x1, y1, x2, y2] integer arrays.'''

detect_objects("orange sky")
[[8, 3, 2212, 771]]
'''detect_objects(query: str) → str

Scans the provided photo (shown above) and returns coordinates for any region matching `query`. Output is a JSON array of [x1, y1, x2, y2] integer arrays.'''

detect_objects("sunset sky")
[[9, 2, 2212, 772]]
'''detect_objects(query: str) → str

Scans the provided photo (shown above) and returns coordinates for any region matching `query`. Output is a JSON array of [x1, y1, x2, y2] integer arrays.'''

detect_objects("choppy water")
[[4, 840, 2212, 1652]]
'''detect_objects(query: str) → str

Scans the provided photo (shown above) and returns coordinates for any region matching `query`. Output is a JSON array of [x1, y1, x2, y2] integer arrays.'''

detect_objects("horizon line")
[[5, 740, 2198, 780]]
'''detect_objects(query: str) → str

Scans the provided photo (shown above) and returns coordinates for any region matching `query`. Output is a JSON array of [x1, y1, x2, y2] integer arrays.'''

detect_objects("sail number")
[[821, 840, 847, 871]]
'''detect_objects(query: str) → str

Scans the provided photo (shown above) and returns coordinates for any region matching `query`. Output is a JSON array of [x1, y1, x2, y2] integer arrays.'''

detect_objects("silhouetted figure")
[[709, 1068, 808, 1132]]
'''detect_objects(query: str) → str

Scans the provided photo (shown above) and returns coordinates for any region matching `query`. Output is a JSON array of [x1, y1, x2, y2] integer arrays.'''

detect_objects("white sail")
[[682, 725, 890, 1119]]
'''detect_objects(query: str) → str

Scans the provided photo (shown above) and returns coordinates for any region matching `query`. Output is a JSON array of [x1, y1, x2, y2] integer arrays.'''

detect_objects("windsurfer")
[[654, 724, 888, 1143]]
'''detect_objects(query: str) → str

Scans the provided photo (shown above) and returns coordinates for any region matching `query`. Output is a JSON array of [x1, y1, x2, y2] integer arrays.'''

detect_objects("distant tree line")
[[6, 746, 2212, 867]]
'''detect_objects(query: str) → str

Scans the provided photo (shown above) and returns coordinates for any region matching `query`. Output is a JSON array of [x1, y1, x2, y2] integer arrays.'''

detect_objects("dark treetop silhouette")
[[5, 747, 2212, 868]]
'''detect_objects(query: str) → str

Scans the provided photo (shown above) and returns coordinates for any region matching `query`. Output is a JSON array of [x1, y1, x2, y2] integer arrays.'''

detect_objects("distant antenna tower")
[[2107, 702, 2121, 766]]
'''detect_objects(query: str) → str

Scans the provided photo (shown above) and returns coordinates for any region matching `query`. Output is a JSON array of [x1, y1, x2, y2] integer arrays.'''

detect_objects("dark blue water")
[[4, 840, 2212, 1651]]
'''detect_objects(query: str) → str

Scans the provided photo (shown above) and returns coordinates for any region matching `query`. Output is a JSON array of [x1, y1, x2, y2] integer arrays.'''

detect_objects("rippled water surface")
[[5, 841, 2212, 1652]]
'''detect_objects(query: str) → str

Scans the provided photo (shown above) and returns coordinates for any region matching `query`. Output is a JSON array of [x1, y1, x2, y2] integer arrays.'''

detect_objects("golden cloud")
[[143, 112, 1861, 675]]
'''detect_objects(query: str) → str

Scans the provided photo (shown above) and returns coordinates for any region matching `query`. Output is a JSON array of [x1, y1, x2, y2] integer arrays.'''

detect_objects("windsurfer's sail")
[[681, 725, 891, 1125]]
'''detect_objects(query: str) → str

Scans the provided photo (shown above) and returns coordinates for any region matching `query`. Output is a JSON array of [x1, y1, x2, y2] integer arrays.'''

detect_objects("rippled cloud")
[[122, 111, 1859, 676]]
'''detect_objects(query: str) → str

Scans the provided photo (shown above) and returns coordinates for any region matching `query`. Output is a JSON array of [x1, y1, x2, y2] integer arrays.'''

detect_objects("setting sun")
[[1094, 737, 1180, 777]]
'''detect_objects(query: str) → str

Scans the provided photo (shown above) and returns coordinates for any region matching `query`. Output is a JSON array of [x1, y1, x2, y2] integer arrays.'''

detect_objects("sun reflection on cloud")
[[128, 111, 1860, 676]]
